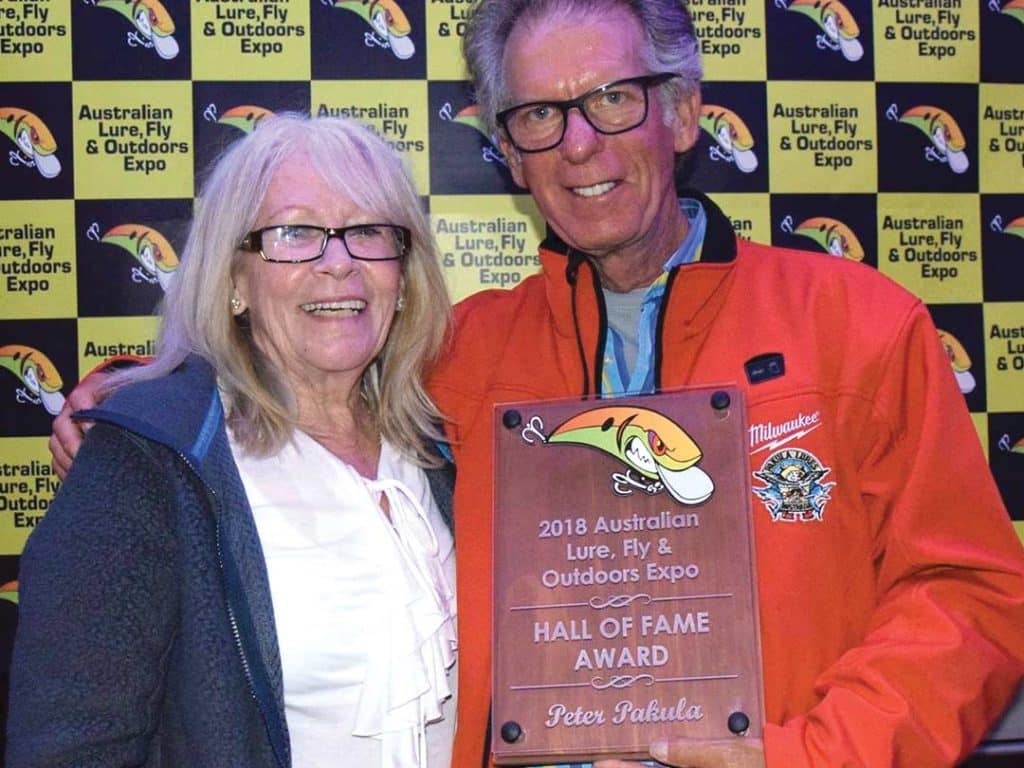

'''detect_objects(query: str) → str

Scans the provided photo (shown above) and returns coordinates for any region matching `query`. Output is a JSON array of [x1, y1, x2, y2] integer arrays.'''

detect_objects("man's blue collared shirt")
[[600, 199, 707, 397]]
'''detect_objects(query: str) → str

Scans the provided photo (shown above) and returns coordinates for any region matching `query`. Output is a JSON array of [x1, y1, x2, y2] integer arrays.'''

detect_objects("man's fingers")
[[48, 431, 73, 481], [66, 373, 106, 412], [649, 737, 765, 768], [50, 402, 90, 471], [47, 370, 110, 475]]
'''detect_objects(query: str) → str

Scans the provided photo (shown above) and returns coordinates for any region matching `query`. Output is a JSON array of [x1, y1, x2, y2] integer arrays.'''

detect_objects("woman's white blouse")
[[230, 429, 457, 768]]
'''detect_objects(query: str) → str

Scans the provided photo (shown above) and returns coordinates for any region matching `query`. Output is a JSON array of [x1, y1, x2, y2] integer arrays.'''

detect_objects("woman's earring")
[[231, 295, 244, 315], [395, 294, 405, 312]]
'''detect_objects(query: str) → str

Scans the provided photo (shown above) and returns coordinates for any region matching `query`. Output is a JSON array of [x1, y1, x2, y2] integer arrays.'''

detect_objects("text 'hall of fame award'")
[[492, 388, 764, 764]]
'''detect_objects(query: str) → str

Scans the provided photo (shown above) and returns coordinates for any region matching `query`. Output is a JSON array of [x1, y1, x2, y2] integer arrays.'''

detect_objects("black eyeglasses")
[[239, 223, 411, 264], [496, 73, 678, 153]]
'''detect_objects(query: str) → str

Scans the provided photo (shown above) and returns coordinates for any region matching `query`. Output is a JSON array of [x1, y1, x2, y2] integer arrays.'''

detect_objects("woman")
[[7, 114, 457, 768]]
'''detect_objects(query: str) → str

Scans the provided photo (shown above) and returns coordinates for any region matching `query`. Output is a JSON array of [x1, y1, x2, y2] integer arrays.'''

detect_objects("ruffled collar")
[[351, 463, 458, 768]]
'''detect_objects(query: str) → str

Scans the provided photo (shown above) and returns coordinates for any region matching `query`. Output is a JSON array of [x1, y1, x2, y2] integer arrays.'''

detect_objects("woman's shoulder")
[[86, 355, 225, 460]]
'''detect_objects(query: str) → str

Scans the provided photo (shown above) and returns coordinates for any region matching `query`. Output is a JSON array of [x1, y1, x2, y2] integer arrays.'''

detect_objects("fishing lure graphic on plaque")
[[518, 405, 715, 506]]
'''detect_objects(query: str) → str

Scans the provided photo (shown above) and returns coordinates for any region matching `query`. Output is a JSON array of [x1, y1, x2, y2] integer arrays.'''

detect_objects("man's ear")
[[673, 88, 702, 154], [497, 133, 528, 189]]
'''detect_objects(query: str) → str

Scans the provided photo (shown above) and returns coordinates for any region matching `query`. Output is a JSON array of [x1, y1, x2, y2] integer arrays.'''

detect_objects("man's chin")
[[553, 225, 634, 258]]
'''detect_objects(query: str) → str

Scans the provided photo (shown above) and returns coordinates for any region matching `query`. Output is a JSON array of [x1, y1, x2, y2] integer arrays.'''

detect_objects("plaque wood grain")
[[492, 388, 764, 765]]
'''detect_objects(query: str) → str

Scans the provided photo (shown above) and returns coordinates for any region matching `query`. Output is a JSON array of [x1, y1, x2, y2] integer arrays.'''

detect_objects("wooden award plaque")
[[492, 388, 763, 765]]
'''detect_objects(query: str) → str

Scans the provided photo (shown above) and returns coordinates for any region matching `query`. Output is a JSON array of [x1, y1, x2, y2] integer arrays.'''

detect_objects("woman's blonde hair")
[[112, 113, 451, 465]]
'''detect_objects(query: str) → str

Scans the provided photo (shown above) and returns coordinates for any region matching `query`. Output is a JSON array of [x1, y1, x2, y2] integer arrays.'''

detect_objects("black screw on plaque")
[[500, 720, 523, 743], [727, 711, 750, 735], [710, 390, 731, 411], [502, 409, 522, 429]]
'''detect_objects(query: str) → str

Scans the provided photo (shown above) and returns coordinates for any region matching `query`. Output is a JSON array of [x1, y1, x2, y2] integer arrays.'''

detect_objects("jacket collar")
[[79, 355, 224, 469], [535, 190, 739, 397]]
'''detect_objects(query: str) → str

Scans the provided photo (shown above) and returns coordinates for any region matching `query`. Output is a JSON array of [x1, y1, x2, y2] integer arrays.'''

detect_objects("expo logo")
[[202, 103, 276, 135], [699, 105, 759, 174], [438, 102, 506, 166], [324, 0, 415, 60], [1, 107, 62, 179], [84, 0, 180, 60], [776, 0, 865, 62], [0, 345, 66, 416], [518, 406, 715, 507], [780, 215, 864, 261], [86, 221, 179, 292], [887, 103, 970, 174]]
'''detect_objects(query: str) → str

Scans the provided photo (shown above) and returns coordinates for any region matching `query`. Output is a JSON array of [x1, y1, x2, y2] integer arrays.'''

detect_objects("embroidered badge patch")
[[752, 448, 835, 522]]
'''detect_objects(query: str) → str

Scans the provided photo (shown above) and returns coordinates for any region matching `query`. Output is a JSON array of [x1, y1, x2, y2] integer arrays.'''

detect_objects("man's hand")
[[649, 737, 765, 768], [49, 371, 109, 479]]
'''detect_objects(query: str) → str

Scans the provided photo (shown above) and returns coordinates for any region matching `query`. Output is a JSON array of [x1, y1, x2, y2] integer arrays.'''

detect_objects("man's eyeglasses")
[[239, 224, 411, 264], [496, 73, 678, 154]]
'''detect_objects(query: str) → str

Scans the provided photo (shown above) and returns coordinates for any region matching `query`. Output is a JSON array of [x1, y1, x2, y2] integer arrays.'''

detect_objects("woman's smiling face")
[[233, 155, 403, 397]]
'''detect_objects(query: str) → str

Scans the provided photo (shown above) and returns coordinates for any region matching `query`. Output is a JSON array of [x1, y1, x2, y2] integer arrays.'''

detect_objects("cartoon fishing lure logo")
[[438, 101, 507, 166], [699, 105, 759, 174], [991, 213, 1024, 241], [780, 215, 865, 261], [776, 0, 865, 62], [989, 0, 1024, 27], [1, 107, 62, 179], [752, 448, 834, 522], [886, 102, 970, 174], [202, 103, 276, 135], [519, 405, 715, 506], [324, 0, 415, 60], [83, 0, 180, 60], [86, 221, 179, 291], [936, 329, 976, 394], [0, 344, 66, 417]]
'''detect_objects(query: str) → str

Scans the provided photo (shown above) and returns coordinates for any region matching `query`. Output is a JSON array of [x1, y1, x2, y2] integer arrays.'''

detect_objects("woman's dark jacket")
[[6, 356, 455, 768]]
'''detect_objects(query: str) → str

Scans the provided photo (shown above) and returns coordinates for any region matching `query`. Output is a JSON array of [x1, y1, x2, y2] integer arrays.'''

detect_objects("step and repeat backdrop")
[[0, 0, 1022, 662]]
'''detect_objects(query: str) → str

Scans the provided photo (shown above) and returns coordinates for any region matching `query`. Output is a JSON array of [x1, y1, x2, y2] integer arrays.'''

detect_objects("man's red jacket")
[[430, 196, 1024, 768]]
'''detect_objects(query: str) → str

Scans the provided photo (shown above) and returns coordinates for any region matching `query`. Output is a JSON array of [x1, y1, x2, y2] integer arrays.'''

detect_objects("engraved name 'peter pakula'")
[[545, 697, 705, 728]]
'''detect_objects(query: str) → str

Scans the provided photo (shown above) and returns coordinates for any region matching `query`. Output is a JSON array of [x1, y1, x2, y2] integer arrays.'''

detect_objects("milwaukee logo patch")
[[749, 410, 821, 455]]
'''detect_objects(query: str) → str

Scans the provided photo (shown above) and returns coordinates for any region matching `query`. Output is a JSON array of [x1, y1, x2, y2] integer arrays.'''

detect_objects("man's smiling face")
[[498, 6, 699, 266]]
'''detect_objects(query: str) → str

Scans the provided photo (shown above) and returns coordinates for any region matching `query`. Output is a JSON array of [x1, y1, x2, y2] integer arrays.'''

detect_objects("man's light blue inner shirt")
[[600, 199, 707, 397]]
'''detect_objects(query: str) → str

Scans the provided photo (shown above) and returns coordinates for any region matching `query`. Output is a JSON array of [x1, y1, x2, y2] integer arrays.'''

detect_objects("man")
[[48, 1, 1024, 766], [430, 1, 1024, 766]]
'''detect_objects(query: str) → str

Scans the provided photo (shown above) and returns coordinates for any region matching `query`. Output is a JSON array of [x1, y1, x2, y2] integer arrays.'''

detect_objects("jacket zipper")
[[178, 449, 289, 768]]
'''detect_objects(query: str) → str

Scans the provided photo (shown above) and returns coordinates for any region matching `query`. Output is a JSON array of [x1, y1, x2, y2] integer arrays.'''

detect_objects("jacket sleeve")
[[764, 302, 1024, 767], [6, 423, 179, 768]]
